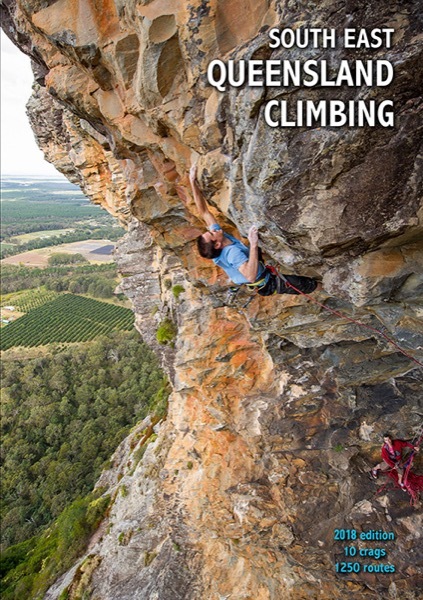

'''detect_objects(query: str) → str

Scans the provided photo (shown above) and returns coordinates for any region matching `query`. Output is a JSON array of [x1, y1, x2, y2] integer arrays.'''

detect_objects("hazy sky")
[[1, 30, 64, 177]]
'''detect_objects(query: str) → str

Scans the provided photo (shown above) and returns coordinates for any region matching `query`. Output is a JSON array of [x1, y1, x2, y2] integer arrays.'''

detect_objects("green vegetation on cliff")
[[1, 491, 111, 600], [156, 318, 177, 345]]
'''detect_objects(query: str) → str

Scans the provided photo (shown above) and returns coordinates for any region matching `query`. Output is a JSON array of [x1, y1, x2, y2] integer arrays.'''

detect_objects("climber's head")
[[197, 230, 224, 259], [383, 433, 393, 445]]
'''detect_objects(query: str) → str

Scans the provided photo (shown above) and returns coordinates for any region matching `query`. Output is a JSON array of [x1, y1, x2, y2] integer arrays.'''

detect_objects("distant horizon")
[[2, 173, 68, 178]]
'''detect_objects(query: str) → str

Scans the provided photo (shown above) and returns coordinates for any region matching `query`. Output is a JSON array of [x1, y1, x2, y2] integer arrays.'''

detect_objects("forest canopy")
[[0, 330, 169, 550]]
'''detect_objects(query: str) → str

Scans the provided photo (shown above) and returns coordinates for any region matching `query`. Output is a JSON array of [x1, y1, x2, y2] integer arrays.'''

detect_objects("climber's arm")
[[189, 165, 217, 229], [238, 227, 260, 283]]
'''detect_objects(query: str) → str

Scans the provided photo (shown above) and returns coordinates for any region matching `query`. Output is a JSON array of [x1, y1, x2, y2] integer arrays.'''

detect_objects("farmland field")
[[1, 287, 59, 312], [1, 177, 120, 241], [10, 228, 75, 243], [1, 239, 115, 267], [0, 294, 134, 350], [1, 191, 101, 222]]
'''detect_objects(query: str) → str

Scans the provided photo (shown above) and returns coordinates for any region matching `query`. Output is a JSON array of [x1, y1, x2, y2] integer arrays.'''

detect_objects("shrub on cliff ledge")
[[172, 285, 185, 300], [156, 318, 176, 345]]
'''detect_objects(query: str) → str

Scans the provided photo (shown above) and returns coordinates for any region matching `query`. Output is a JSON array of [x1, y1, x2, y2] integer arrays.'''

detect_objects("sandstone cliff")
[[2, 0, 423, 598]]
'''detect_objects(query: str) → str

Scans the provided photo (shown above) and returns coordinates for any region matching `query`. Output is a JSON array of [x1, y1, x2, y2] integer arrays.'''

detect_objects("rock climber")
[[187, 165, 322, 297], [371, 433, 419, 489]]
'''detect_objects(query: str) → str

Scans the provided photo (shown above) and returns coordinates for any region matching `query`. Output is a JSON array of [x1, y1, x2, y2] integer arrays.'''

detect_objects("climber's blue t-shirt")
[[213, 232, 265, 285]]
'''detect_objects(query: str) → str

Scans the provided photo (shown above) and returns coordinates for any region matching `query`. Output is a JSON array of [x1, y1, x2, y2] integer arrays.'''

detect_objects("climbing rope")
[[402, 430, 423, 488], [267, 266, 423, 369]]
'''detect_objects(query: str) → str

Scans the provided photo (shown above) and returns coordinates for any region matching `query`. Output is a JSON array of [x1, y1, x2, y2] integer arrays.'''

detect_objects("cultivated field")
[[1, 288, 59, 312], [10, 228, 74, 243], [1, 288, 59, 326], [1, 240, 115, 267], [0, 294, 134, 350]]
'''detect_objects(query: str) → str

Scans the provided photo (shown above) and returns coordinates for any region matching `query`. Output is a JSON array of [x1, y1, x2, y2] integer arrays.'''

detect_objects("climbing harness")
[[245, 266, 272, 292]]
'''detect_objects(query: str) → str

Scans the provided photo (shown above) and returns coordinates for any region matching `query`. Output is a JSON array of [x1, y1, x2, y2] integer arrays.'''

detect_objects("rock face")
[[2, 0, 423, 598]]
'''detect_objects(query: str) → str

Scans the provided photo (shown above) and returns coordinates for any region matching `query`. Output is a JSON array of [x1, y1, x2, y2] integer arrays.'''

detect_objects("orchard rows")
[[1, 288, 59, 312], [0, 294, 134, 350]]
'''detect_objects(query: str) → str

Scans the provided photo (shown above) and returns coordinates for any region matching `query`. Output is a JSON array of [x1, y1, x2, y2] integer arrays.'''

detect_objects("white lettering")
[[320, 60, 336, 86], [303, 60, 319, 86], [378, 100, 394, 126], [348, 100, 355, 126], [264, 100, 280, 126], [355, 60, 373, 86], [280, 101, 296, 126], [227, 60, 246, 87], [321, 28, 336, 48], [207, 60, 227, 91], [267, 28, 337, 49], [344, 28, 356, 48], [307, 101, 327, 126], [343, 28, 395, 49], [376, 60, 394, 86], [370, 28, 395, 48], [281, 29, 296, 48], [295, 29, 309, 48], [268, 28, 281, 48], [330, 101, 347, 126], [248, 60, 264, 86], [356, 29, 370, 48], [283, 61, 301, 86], [382, 28, 395, 48], [357, 101, 375, 126], [266, 61, 282, 86], [297, 100, 303, 126], [261, 100, 394, 127], [336, 60, 354, 86]]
